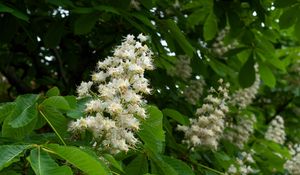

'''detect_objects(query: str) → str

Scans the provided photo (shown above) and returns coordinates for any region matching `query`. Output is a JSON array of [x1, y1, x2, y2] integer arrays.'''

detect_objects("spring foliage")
[[0, 0, 300, 175]]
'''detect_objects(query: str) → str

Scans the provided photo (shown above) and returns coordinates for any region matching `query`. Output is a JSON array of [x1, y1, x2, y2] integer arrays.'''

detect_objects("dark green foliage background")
[[1, 0, 300, 174]]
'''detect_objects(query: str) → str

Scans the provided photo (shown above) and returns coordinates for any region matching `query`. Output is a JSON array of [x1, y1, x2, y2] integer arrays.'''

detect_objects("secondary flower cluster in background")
[[177, 79, 230, 150]]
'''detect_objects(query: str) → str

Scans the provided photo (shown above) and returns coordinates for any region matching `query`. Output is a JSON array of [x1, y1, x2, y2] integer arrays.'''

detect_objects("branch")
[[53, 48, 68, 86]]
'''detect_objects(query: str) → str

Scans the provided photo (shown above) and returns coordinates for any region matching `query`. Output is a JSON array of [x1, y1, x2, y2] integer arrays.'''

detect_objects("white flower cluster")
[[167, 55, 192, 81], [69, 34, 154, 154], [212, 27, 238, 58], [177, 79, 230, 150], [226, 151, 257, 175], [224, 114, 256, 149], [230, 64, 260, 109], [265, 115, 286, 145], [183, 78, 206, 105], [285, 144, 300, 175]]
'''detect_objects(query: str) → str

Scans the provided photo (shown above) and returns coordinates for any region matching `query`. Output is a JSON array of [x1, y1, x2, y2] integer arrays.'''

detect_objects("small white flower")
[[77, 81, 93, 97], [137, 33, 148, 42]]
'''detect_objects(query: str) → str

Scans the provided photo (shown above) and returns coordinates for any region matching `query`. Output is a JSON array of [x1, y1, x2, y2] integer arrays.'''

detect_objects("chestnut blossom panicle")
[[177, 79, 230, 150], [183, 78, 206, 105], [285, 144, 300, 175], [70, 34, 154, 154], [265, 115, 286, 145], [226, 151, 257, 175], [167, 55, 192, 81], [212, 27, 238, 58], [230, 64, 260, 109], [224, 114, 256, 149]]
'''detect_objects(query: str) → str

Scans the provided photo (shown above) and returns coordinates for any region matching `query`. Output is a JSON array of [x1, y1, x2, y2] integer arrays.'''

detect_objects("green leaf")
[[46, 0, 75, 8], [164, 20, 194, 57], [258, 63, 276, 88], [44, 144, 111, 175], [162, 156, 195, 175], [103, 154, 124, 173], [279, 6, 298, 29], [125, 154, 148, 175], [238, 55, 255, 88], [28, 147, 72, 175], [294, 19, 300, 40], [162, 108, 189, 125], [147, 149, 178, 175], [74, 13, 100, 35], [67, 97, 91, 119], [94, 5, 120, 15], [64, 96, 77, 109], [132, 12, 155, 29], [187, 9, 208, 29], [0, 145, 30, 170], [0, 102, 15, 123], [0, 3, 29, 21], [44, 22, 64, 48], [2, 114, 38, 139], [41, 96, 71, 110], [39, 106, 67, 145], [8, 94, 39, 128], [274, 0, 298, 8], [72, 7, 95, 14], [46, 87, 60, 97], [203, 13, 217, 41], [140, 0, 153, 9], [9, 104, 38, 128], [138, 105, 165, 153], [208, 58, 236, 77]]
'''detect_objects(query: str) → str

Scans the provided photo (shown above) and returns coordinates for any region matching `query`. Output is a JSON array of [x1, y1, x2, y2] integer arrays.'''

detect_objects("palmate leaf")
[[125, 154, 148, 175], [27, 147, 72, 175], [147, 148, 178, 175], [162, 156, 195, 175], [0, 145, 31, 171], [44, 144, 111, 175], [2, 112, 38, 139], [41, 96, 71, 110], [39, 106, 67, 145], [0, 102, 15, 123], [9, 94, 39, 128]]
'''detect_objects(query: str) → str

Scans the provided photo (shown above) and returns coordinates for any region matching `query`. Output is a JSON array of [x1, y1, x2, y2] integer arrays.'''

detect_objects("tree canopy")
[[1, 0, 300, 174]]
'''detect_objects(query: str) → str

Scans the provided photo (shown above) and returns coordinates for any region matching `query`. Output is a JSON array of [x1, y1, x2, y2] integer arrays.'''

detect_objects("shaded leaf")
[[238, 55, 255, 88], [44, 22, 64, 48], [259, 63, 276, 88], [0, 3, 29, 21], [162, 108, 189, 125], [162, 156, 195, 175], [125, 154, 148, 175], [138, 105, 165, 153], [203, 13, 217, 41], [279, 6, 298, 29], [74, 13, 100, 35], [164, 20, 194, 57]]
